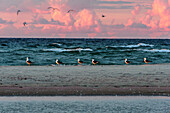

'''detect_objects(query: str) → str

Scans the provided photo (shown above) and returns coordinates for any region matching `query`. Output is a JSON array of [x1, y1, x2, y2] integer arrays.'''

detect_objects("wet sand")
[[0, 64, 170, 96]]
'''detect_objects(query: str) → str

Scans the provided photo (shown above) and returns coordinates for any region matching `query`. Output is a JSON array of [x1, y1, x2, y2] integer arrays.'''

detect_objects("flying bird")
[[17, 10, 21, 15], [23, 22, 27, 26], [56, 59, 63, 65], [92, 59, 99, 65], [77, 58, 83, 65], [26, 57, 32, 66], [102, 14, 105, 17], [48, 7, 60, 11], [144, 58, 152, 64], [125, 59, 131, 64], [67, 9, 75, 13]]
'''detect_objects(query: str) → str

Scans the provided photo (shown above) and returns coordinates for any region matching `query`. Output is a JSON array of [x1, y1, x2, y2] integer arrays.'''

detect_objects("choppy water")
[[0, 38, 170, 66], [0, 96, 169, 113]]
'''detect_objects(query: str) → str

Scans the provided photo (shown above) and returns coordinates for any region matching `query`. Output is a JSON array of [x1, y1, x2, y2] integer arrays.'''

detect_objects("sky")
[[0, 0, 169, 38]]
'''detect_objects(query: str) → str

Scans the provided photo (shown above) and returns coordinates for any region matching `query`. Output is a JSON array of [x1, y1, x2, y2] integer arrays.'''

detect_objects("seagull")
[[17, 10, 21, 15], [56, 59, 63, 65], [77, 58, 83, 65], [26, 57, 32, 66], [47, 7, 60, 11], [144, 58, 152, 64], [92, 59, 99, 65], [67, 9, 75, 13], [102, 14, 105, 17], [125, 59, 131, 64], [23, 22, 27, 26]]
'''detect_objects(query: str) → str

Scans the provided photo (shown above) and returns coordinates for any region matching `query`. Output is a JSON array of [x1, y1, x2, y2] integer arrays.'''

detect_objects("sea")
[[0, 38, 170, 66], [0, 96, 170, 113], [0, 38, 170, 112]]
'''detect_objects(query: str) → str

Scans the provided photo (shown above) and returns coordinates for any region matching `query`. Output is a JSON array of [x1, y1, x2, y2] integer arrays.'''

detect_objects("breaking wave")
[[106, 43, 154, 48], [43, 48, 93, 52]]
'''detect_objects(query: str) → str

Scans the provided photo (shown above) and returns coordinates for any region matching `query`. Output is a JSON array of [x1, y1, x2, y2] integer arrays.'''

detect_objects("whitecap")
[[137, 43, 154, 47], [135, 49, 170, 53], [143, 49, 170, 53], [0, 50, 9, 53], [43, 48, 93, 52], [49, 43, 62, 46], [106, 43, 154, 48]]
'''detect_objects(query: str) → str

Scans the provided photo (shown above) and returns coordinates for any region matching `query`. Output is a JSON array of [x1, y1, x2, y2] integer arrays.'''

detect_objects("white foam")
[[137, 43, 154, 47], [143, 49, 170, 52], [134, 49, 170, 53], [43, 48, 93, 52], [106, 43, 154, 48]]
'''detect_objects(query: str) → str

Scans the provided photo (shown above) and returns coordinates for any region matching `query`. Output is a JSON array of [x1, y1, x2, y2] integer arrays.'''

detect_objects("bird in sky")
[[47, 7, 60, 11], [17, 10, 21, 15], [23, 22, 27, 26], [67, 9, 75, 13], [102, 14, 105, 17]]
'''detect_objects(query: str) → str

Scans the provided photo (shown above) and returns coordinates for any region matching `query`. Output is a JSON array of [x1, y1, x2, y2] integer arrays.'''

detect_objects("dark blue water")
[[0, 38, 170, 66], [0, 96, 169, 113]]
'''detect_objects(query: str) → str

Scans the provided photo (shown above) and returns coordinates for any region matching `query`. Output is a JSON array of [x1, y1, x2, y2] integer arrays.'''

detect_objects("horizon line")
[[0, 36, 169, 39]]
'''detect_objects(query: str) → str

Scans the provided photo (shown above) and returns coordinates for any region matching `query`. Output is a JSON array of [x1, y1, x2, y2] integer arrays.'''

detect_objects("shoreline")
[[0, 65, 170, 96], [0, 86, 169, 96]]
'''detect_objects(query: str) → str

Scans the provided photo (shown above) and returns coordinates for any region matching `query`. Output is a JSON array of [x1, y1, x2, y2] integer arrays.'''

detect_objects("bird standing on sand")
[[92, 59, 99, 65], [56, 59, 63, 65], [125, 59, 131, 64], [77, 58, 83, 65], [17, 10, 21, 15], [144, 58, 152, 64], [26, 57, 32, 66]]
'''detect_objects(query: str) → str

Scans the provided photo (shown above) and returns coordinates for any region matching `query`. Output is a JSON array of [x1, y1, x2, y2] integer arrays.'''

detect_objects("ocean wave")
[[48, 43, 62, 46], [106, 43, 154, 48], [136, 49, 170, 53], [0, 50, 9, 53], [43, 48, 93, 52], [143, 49, 170, 53]]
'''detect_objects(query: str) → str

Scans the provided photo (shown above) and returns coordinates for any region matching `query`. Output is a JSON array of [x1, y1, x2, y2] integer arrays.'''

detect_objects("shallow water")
[[0, 38, 170, 66], [0, 96, 169, 113]]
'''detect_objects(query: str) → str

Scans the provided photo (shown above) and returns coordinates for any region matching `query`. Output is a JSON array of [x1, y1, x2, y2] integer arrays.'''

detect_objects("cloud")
[[128, 23, 148, 28], [152, 0, 170, 29], [74, 9, 101, 32], [0, 18, 14, 24], [140, 0, 170, 30], [131, 5, 140, 16], [97, 0, 133, 4]]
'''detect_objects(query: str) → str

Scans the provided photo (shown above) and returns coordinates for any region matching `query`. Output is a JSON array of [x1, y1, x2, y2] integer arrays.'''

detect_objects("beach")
[[0, 64, 170, 96]]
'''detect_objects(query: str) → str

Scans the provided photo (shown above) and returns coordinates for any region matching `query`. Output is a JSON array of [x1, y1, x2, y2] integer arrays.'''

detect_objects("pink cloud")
[[74, 9, 101, 32], [131, 5, 141, 16], [140, 0, 170, 30]]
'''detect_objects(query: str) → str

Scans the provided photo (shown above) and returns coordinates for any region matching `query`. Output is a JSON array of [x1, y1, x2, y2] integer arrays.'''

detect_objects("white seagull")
[[125, 59, 131, 64], [48, 7, 60, 11], [92, 59, 99, 65], [26, 57, 32, 66], [67, 9, 75, 13], [144, 58, 152, 64], [17, 10, 21, 15], [77, 58, 83, 65], [23, 22, 27, 26], [56, 59, 63, 65]]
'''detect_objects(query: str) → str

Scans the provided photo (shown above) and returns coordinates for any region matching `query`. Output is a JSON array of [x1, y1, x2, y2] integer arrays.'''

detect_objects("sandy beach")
[[0, 64, 170, 96]]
